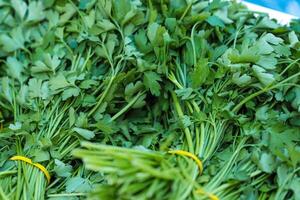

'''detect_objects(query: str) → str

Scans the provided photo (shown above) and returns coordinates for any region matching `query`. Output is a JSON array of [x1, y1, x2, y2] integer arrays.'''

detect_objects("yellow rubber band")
[[196, 188, 219, 200], [10, 155, 51, 183], [168, 150, 203, 175]]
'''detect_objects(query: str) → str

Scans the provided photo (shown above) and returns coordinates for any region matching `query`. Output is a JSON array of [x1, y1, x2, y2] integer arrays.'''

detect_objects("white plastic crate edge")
[[240, 1, 298, 25]]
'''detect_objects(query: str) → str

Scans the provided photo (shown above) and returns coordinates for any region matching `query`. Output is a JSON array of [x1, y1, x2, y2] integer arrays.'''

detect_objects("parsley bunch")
[[0, 0, 300, 199]]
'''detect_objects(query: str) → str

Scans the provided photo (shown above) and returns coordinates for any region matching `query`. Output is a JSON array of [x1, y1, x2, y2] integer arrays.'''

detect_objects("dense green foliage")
[[0, 0, 300, 199]]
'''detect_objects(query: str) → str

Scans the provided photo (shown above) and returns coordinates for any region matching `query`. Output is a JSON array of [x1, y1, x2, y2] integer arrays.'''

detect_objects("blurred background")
[[245, 0, 300, 17]]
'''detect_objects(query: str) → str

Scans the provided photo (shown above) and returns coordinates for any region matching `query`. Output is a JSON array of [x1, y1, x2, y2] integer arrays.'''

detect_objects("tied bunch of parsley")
[[0, 0, 300, 199]]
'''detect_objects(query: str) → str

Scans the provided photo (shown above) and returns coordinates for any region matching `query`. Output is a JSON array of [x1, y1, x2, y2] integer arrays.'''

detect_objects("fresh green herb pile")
[[0, 0, 300, 199]]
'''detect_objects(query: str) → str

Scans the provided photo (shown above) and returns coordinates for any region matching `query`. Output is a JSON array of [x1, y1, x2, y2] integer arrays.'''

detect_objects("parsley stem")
[[179, 1, 193, 21], [180, 166, 198, 199], [233, 26, 242, 49], [279, 58, 300, 77], [232, 87, 268, 113], [271, 71, 300, 89], [111, 91, 144, 121], [195, 127, 200, 154], [274, 167, 300, 200], [81, 47, 92, 72], [171, 91, 194, 153], [47, 193, 86, 197], [0, 101, 11, 111], [206, 138, 246, 190], [88, 76, 115, 117], [233, 70, 300, 113], [168, 72, 183, 89], [190, 21, 202, 66], [0, 187, 9, 200], [199, 123, 205, 157]]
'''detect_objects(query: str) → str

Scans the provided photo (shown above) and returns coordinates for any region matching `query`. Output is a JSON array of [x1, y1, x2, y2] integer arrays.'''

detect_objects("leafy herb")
[[0, 0, 300, 199]]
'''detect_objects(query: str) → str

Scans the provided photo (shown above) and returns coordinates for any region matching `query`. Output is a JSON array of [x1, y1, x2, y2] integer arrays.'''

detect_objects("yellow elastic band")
[[196, 188, 219, 200], [168, 150, 203, 175], [10, 155, 51, 183]]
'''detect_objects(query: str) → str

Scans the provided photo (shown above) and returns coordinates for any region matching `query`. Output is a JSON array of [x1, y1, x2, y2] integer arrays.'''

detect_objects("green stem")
[[233, 26, 242, 49], [171, 92, 194, 153], [81, 47, 92, 72], [179, 1, 193, 21], [0, 186, 9, 200], [232, 87, 269, 113], [168, 73, 183, 89], [233, 69, 300, 113], [71, 54, 80, 71], [271, 71, 300, 89], [274, 167, 300, 200], [88, 76, 115, 117], [133, 161, 174, 180], [0, 170, 17, 177], [61, 39, 73, 55], [111, 92, 144, 121], [206, 138, 246, 190], [15, 140, 22, 200], [195, 127, 200, 154], [199, 123, 205, 157], [190, 21, 202, 67], [180, 166, 198, 199], [205, 120, 220, 160], [47, 193, 86, 197], [12, 83, 18, 122], [279, 58, 300, 76], [0, 100, 12, 111]]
